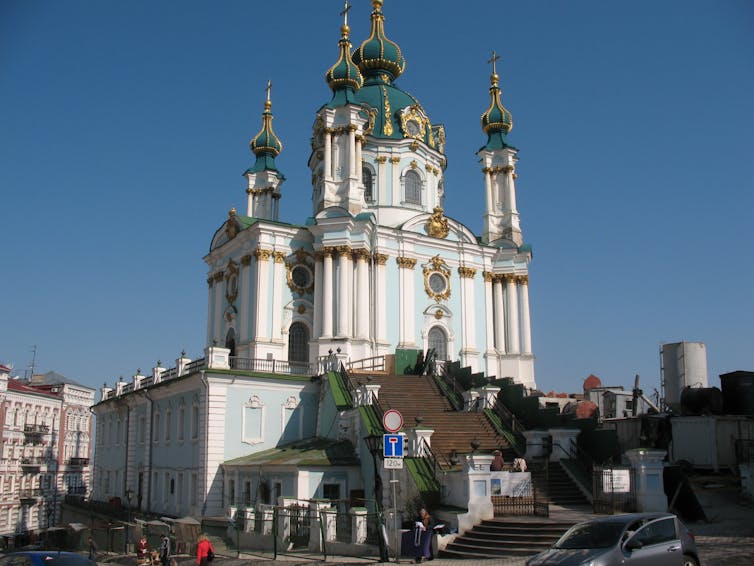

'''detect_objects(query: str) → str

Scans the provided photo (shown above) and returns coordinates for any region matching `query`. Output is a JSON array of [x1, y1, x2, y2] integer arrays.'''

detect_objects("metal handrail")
[[346, 356, 386, 372], [418, 437, 440, 482], [492, 400, 527, 455], [231, 357, 318, 376], [434, 367, 464, 411]]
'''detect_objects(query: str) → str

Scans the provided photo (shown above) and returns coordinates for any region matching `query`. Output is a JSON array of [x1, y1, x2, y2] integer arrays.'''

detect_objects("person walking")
[[414, 508, 433, 563], [87, 536, 97, 562], [159, 534, 171, 566], [196, 534, 214, 566]]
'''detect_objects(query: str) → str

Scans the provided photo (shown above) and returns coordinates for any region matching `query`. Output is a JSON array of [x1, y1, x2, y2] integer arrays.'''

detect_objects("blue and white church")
[[92, 0, 537, 524]]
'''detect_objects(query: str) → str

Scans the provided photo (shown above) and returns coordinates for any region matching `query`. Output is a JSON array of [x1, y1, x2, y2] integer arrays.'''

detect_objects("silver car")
[[525, 512, 699, 566]]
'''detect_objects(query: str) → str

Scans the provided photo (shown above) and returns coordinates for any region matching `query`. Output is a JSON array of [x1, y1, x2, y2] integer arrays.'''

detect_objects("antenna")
[[25, 345, 38, 380]]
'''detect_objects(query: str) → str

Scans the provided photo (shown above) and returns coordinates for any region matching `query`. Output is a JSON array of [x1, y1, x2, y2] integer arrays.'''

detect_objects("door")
[[624, 516, 683, 565]]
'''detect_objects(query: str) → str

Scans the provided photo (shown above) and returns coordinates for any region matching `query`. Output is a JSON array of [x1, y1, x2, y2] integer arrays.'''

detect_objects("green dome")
[[481, 72, 513, 150], [325, 24, 364, 97], [352, 0, 406, 82], [246, 86, 283, 174]]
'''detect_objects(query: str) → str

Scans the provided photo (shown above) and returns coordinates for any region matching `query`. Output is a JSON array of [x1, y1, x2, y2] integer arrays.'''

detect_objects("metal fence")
[[492, 495, 550, 517], [592, 465, 636, 514]]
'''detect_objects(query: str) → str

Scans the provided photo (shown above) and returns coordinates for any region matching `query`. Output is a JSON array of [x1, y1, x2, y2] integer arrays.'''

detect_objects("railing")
[[21, 457, 48, 465], [491, 400, 527, 456], [418, 437, 442, 481], [434, 367, 464, 411], [161, 367, 178, 380], [23, 424, 50, 434], [67, 486, 87, 495], [19, 489, 42, 499], [338, 364, 356, 407], [68, 457, 90, 466], [231, 357, 318, 376], [346, 356, 386, 372], [492, 490, 549, 517], [185, 358, 206, 373]]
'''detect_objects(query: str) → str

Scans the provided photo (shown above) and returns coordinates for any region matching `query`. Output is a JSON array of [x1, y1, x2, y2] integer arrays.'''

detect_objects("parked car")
[[0, 551, 96, 566], [525, 512, 699, 566]]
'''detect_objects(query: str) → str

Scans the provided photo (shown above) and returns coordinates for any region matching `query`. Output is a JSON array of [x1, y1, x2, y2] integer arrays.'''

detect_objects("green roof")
[[223, 437, 359, 467]]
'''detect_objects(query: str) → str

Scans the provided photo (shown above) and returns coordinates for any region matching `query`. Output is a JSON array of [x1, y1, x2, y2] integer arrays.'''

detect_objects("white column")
[[505, 274, 520, 354], [321, 249, 333, 338], [355, 250, 370, 339], [206, 276, 214, 345], [483, 168, 493, 212], [313, 253, 323, 338], [240, 256, 252, 342], [355, 137, 363, 181], [504, 165, 518, 214], [391, 157, 400, 206], [213, 271, 223, 342], [374, 253, 388, 344], [323, 130, 332, 180], [246, 188, 253, 217], [483, 272, 495, 353], [519, 276, 532, 354], [459, 268, 476, 359], [376, 157, 387, 204], [397, 257, 416, 346], [271, 252, 285, 342], [348, 126, 357, 179], [254, 249, 271, 340], [336, 246, 351, 337], [492, 276, 506, 354]]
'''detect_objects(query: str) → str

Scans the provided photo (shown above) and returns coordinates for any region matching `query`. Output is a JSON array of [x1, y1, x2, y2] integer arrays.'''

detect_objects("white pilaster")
[[240, 256, 251, 342], [375, 253, 388, 345], [505, 274, 520, 354], [348, 127, 357, 180], [519, 276, 532, 354], [493, 277, 506, 354], [483, 272, 495, 360], [213, 272, 223, 343], [355, 250, 370, 339], [271, 252, 284, 342], [313, 253, 323, 338], [459, 267, 477, 365], [336, 246, 351, 337], [254, 249, 271, 340], [391, 157, 400, 206], [323, 130, 332, 181], [321, 249, 334, 338], [398, 257, 416, 346]]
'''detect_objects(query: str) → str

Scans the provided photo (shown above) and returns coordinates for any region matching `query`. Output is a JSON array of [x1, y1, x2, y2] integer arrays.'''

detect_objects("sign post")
[[381, 410, 403, 562]]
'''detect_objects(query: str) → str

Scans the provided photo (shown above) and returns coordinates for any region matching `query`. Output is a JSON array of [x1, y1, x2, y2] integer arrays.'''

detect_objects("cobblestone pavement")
[[696, 535, 754, 565]]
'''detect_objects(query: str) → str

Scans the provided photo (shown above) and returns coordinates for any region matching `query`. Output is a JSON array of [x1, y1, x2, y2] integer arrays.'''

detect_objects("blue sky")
[[2, 0, 752, 398]]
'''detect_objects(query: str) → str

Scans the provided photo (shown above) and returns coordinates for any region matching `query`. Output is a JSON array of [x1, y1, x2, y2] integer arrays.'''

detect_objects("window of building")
[[404, 170, 422, 205], [164, 473, 170, 504], [228, 479, 235, 506], [153, 472, 158, 503], [428, 326, 448, 361], [362, 168, 374, 201], [153, 412, 161, 443], [288, 322, 309, 364], [178, 406, 185, 442], [165, 410, 171, 442], [322, 483, 341, 501], [177, 473, 184, 505], [191, 404, 199, 440], [191, 473, 197, 506], [244, 481, 251, 506], [138, 416, 145, 444]]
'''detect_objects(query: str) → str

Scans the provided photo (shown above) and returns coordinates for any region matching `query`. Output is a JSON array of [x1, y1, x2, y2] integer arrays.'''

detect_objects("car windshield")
[[554, 521, 626, 549]]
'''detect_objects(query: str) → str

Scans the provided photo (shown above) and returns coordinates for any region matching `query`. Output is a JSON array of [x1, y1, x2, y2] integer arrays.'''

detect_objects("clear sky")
[[2, 0, 752, 398]]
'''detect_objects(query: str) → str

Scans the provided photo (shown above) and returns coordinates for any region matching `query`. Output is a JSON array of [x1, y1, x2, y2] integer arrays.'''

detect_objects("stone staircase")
[[366, 374, 510, 465], [439, 517, 573, 559], [531, 461, 590, 506]]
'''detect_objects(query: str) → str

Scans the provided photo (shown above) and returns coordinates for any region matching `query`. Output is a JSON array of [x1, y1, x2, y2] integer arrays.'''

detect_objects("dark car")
[[525, 512, 699, 566], [0, 552, 96, 566]]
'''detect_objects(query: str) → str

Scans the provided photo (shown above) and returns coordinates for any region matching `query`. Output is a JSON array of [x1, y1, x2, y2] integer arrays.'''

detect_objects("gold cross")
[[340, 0, 351, 26], [265, 80, 272, 102], [487, 50, 501, 75]]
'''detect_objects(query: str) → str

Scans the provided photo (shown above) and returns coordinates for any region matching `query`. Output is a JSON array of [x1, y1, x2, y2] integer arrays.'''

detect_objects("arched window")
[[405, 170, 422, 205], [428, 326, 448, 361], [225, 328, 236, 358], [288, 322, 309, 364], [362, 168, 374, 201]]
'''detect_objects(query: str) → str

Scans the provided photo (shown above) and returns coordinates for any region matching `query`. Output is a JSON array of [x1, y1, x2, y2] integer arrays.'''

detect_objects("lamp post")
[[125, 488, 134, 554], [364, 434, 389, 562]]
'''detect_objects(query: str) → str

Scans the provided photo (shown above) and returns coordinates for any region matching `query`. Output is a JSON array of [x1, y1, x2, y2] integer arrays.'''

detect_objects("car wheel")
[[682, 554, 699, 566]]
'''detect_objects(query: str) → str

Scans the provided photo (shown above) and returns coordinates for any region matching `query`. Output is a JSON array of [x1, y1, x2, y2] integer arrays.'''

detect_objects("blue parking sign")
[[383, 434, 403, 458]]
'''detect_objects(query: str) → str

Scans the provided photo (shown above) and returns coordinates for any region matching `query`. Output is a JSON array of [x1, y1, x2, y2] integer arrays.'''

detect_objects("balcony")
[[67, 457, 89, 467], [23, 425, 50, 445], [20, 458, 44, 474], [19, 488, 42, 504], [67, 486, 87, 496]]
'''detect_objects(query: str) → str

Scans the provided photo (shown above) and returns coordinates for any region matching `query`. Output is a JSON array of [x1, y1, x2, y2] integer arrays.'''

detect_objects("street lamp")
[[125, 488, 134, 554], [363, 434, 389, 562]]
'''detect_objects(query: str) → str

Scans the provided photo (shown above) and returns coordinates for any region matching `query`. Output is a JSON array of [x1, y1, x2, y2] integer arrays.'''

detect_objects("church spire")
[[480, 51, 513, 151], [479, 52, 521, 246], [245, 82, 285, 220], [352, 0, 406, 82], [247, 81, 283, 174], [325, 1, 364, 105]]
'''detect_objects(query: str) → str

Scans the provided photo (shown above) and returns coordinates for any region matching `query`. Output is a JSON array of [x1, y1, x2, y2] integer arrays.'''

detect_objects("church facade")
[[208, 0, 536, 389], [91, 0, 538, 518]]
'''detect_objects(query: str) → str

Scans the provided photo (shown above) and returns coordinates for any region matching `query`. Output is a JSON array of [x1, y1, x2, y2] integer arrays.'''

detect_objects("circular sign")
[[382, 409, 403, 433]]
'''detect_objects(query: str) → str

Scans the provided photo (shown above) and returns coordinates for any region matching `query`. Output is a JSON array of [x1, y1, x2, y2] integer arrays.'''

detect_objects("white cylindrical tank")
[[662, 341, 708, 411]]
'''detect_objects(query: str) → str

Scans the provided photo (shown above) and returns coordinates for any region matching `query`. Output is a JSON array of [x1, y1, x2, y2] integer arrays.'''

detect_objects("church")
[[91, 0, 537, 521], [208, 0, 535, 388]]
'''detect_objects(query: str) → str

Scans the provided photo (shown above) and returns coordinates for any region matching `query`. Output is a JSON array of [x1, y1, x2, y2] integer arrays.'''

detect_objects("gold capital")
[[458, 266, 477, 279], [373, 253, 388, 265], [254, 248, 272, 261], [273, 251, 286, 264], [482, 271, 494, 283], [396, 256, 417, 269]]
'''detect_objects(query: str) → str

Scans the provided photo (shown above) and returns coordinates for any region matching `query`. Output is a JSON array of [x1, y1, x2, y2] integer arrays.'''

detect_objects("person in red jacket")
[[196, 534, 214, 566]]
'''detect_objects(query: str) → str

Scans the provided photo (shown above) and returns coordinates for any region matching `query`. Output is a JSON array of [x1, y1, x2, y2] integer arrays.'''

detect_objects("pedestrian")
[[196, 534, 214, 566], [87, 536, 97, 561], [159, 534, 171, 566], [137, 536, 149, 563], [491, 449, 505, 471], [414, 508, 433, 563]]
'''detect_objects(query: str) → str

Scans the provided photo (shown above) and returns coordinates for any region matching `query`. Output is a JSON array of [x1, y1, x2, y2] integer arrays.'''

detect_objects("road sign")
[[383, 434, 404, 458], [382, 409, 403, 433], [384, 457, 404, 469]]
